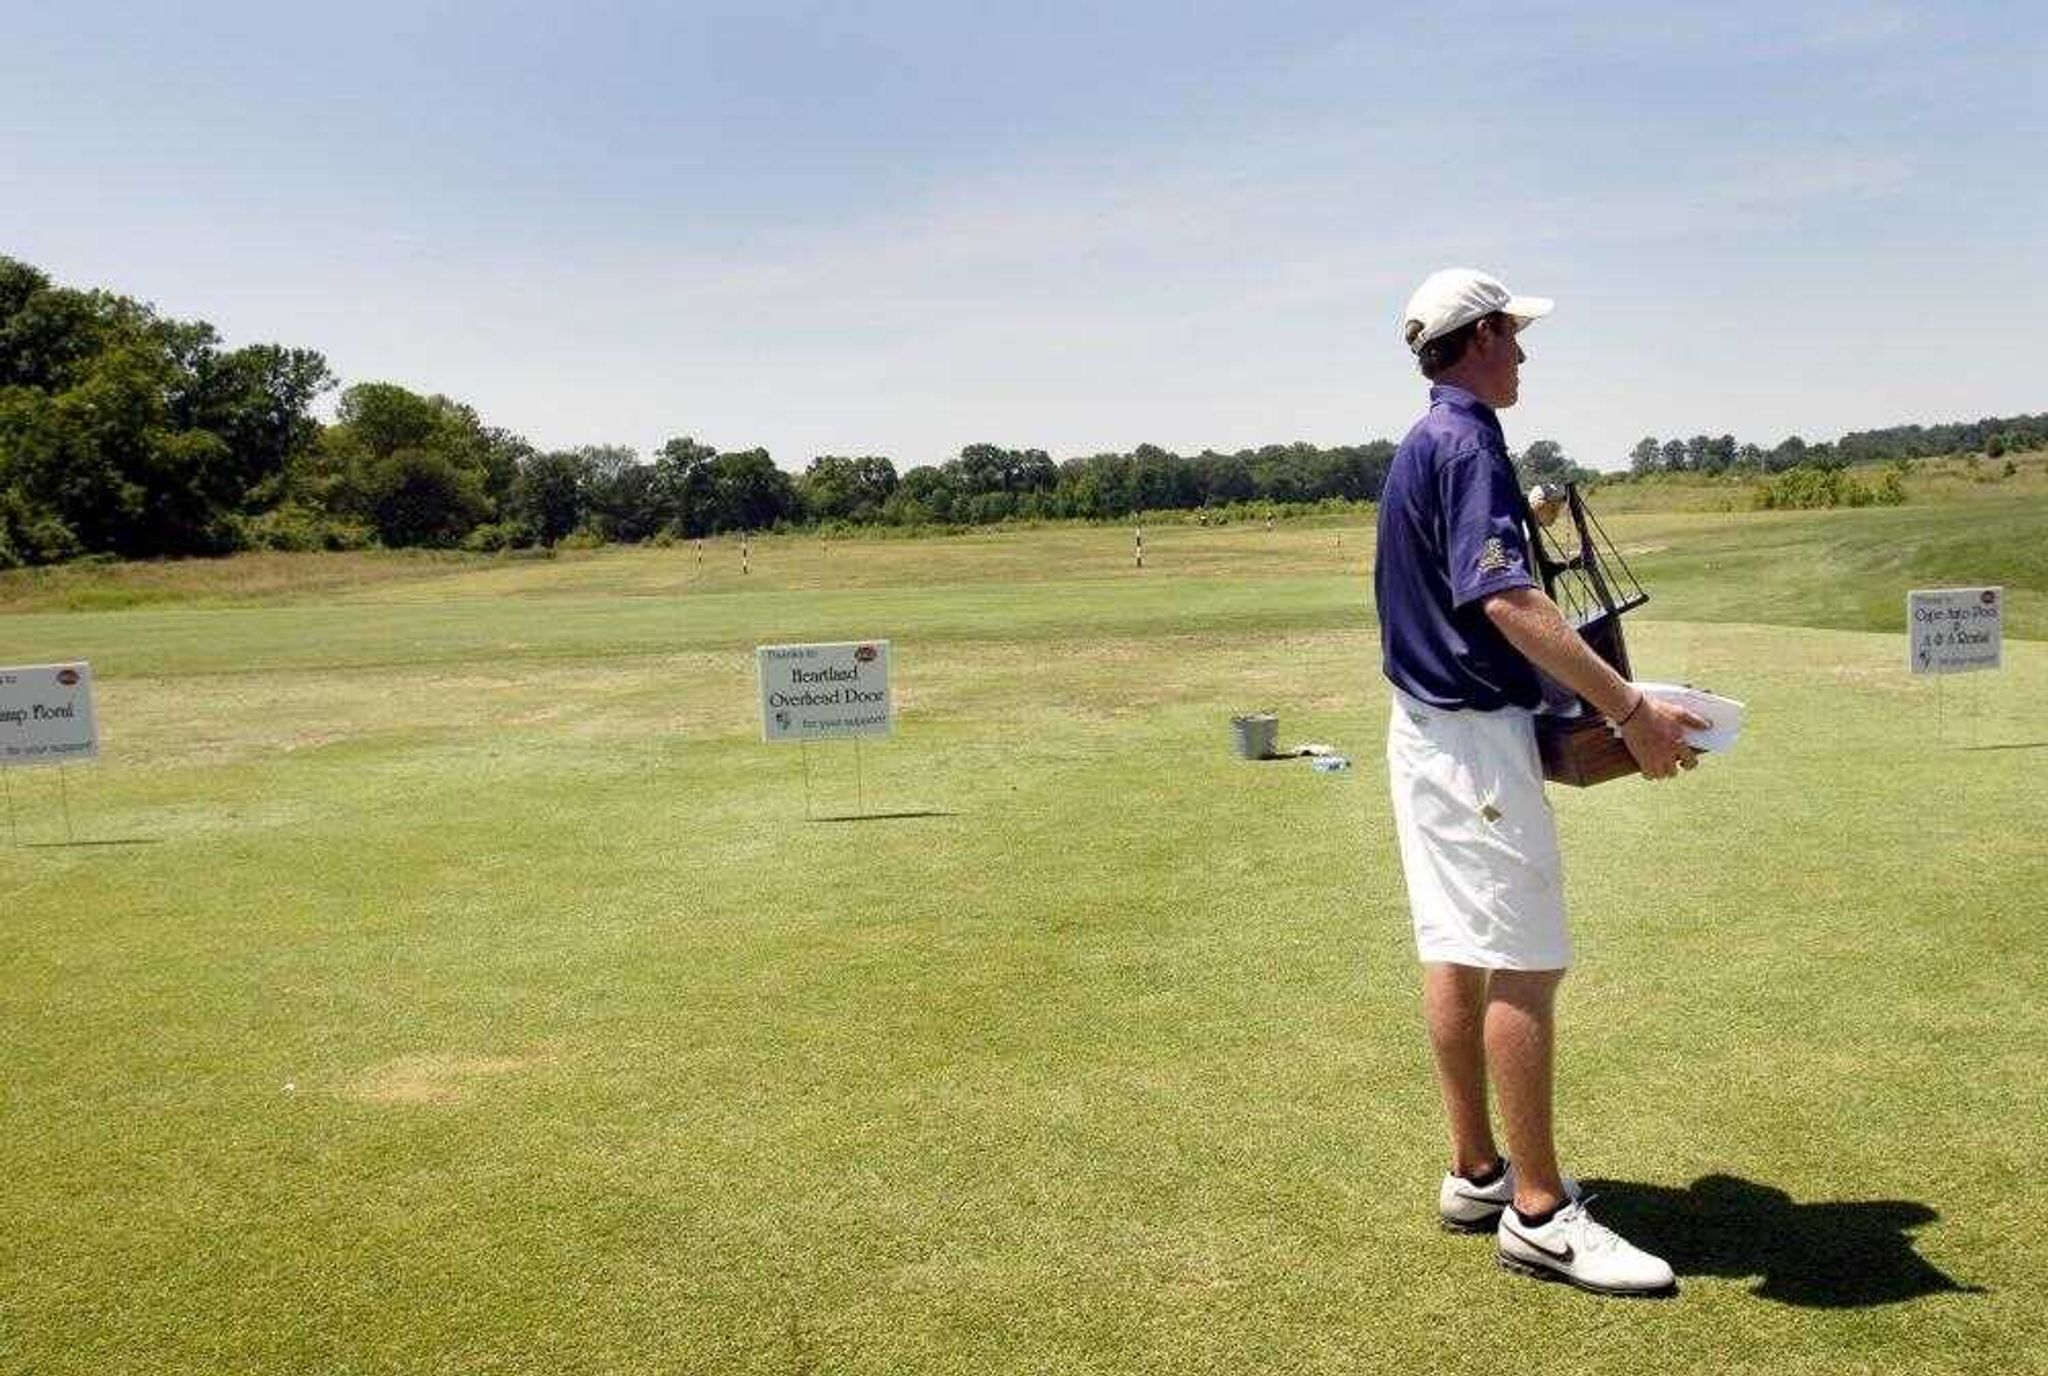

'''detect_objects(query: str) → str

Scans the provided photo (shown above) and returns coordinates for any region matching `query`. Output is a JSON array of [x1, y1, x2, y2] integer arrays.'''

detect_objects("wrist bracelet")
[[1614, 691, 1645, 727]]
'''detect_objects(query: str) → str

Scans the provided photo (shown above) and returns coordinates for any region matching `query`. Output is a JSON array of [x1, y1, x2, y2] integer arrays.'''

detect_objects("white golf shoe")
[[1495, 1199, 1677, 1296], [1438, 1160, 1581, 1233]]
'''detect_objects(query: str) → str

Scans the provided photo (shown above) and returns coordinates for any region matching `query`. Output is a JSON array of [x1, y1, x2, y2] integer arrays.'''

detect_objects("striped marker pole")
[[743, 536, 750, 576], [1135, 527, 1144, 569]]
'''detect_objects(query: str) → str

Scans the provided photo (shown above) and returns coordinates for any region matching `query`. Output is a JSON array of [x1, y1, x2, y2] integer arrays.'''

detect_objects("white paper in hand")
[[1629, 681, 1745, 754]]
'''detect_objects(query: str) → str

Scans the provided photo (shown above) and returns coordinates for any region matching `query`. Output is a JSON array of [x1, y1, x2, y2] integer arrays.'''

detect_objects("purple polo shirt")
[[1374, 384, 1542, 711]]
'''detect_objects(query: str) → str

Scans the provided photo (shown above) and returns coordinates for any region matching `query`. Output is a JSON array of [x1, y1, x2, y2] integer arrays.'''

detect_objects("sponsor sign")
[[1908, 587, 2002, 675], [757, 641, 892, 742], [0, 662, 98, 766]]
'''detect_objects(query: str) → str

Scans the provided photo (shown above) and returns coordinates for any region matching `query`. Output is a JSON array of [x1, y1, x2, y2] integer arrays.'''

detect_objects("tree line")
[[1, 253, 2035, 566], [1623, 411, 2048, 477]]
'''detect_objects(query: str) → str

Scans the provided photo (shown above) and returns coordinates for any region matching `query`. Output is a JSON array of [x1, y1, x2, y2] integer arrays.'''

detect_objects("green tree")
[[652, 436, 720, 536], [0, 256, 334, 561], [511, 450, 596, 545], [362, 448, 489, 547], [799, 454, 898, 523], [707, 448, 796, 531], [1515, 439, 1573, 484], [318, 382, 500, 545], [581, 446, 662, 542], [899, 465, 959, 523]]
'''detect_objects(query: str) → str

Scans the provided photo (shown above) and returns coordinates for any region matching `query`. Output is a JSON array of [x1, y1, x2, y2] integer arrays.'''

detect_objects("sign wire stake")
[[854, 737, 866, 816], [4, 767, 16, 847], [800, 741, 815, 820], [57, 764, 74, 843]]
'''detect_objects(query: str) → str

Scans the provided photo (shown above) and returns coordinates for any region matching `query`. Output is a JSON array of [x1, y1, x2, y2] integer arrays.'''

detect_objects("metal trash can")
[[1230, 713, 1278, 760]]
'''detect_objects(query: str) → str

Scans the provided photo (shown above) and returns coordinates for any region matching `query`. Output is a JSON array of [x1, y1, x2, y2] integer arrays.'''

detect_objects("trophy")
[[1524, 482, 1649, 786]]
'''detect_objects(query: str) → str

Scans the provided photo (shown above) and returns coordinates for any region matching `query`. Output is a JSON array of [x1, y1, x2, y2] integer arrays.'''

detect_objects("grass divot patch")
[[344, 1052, 553, 1107]]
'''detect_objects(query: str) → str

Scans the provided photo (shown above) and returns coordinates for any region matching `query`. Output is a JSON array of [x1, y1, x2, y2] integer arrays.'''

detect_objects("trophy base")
[[1535, 713, 1639, 787]]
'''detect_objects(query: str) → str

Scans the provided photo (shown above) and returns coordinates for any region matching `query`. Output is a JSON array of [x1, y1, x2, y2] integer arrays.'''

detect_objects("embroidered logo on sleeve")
[[1476, 537, 1512, 575]]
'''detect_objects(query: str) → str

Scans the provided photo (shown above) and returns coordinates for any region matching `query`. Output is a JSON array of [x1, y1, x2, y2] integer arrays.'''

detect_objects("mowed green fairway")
[[2, 501, 2044, 1374]]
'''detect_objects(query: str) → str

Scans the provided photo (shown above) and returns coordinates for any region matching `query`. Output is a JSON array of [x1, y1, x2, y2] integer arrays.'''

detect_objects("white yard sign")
[[0, 662, 98, 766], [1908, 587, 2002, 675], [757, 641, 892, 742]]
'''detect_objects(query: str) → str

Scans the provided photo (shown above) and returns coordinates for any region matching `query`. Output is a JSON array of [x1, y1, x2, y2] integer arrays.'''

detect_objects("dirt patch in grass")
[[345, 1052, 550, 1106]]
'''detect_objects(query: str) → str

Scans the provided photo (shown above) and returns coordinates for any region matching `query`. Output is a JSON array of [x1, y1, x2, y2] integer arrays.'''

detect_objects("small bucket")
[[1230, 713, 1278, 760]]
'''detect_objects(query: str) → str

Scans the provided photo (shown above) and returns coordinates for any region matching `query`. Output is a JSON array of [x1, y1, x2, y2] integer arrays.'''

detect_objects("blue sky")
[[4, 1, 2043, 471]]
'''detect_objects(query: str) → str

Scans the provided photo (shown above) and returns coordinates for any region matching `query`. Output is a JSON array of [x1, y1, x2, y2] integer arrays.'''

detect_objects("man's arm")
[[1480, 586, 1705, 780]]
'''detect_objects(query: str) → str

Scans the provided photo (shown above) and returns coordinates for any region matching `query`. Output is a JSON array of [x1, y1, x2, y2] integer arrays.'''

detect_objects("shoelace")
[[1558, 1195, 1623, 1255]]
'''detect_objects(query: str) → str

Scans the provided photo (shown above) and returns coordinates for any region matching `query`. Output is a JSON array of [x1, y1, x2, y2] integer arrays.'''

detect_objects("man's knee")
[[1487, 966, 1566, 1010]]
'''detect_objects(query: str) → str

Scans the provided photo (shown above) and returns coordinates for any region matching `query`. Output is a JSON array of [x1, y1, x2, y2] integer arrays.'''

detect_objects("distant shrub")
[[880, 492, 934, 527], [1755, 465, 1900, 510], [460, 520, 532, 553], [237, 504, 375, 552], [0, 491, 83, 568], [556, 529, 606, 551]]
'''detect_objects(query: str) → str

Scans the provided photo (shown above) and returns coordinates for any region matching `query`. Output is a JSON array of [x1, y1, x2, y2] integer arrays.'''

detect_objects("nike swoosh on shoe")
[[1503, 1226, 1573, 1265]]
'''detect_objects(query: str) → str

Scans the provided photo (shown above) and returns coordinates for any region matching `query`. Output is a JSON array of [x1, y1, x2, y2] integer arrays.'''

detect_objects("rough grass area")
[[1, 512, 2043, 1374]]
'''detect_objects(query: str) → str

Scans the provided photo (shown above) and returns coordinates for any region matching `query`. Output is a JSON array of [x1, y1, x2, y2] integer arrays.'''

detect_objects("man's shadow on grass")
[[1580, 1174, 1985, 1307]]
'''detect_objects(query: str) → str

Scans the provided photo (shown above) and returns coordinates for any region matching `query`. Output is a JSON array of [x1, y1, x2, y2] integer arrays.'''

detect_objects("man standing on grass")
[[1375, 267, 1706, 1296]]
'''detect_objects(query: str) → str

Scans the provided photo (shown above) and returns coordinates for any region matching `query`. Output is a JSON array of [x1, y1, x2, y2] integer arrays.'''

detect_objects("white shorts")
[[1385, 688, 1570, 970]]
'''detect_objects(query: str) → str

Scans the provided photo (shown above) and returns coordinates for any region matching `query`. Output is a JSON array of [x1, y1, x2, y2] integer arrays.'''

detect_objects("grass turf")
[[1, 505, 2044, 1374]]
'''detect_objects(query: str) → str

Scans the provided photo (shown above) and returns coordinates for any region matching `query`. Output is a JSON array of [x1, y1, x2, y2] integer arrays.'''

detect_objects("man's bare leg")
[[1422, 962, 1497, 1176], [1485, 968, 1568, 1213]]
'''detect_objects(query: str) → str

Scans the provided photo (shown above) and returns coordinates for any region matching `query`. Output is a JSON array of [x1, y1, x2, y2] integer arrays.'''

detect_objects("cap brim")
[[1504, 294, 1554, 327]]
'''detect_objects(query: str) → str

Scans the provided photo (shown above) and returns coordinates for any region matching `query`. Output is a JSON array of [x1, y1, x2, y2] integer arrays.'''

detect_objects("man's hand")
[[1481, 588, 1715, 783], [1615, 692, 1710, 780]]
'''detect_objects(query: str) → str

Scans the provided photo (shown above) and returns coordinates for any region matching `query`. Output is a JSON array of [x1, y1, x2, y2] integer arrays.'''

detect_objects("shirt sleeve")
[[1440, 446, 1538, 609]]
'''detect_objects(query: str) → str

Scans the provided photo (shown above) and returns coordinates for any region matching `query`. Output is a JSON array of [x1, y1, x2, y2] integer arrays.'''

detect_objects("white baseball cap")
[[1401, 268, 1553, 353]]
